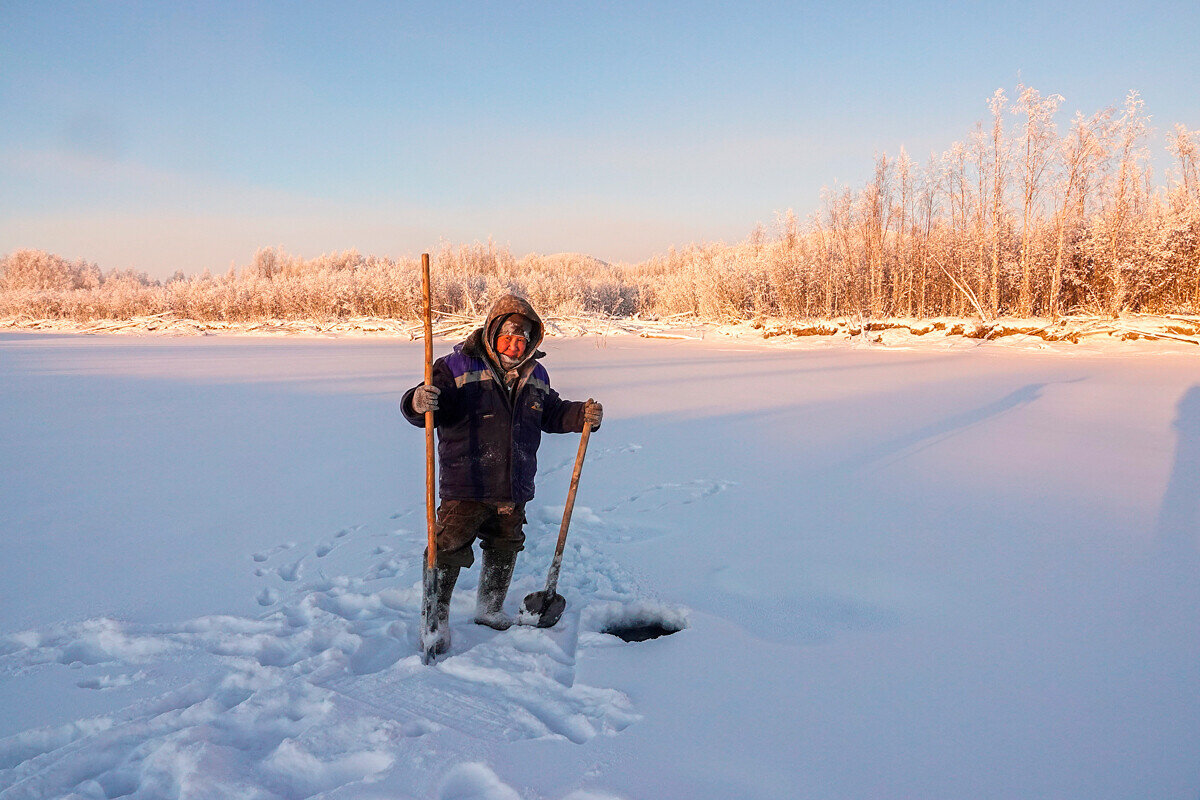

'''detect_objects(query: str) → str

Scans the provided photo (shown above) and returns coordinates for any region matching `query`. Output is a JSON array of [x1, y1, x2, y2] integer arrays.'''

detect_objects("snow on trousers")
[[432, 500, 527, 569]]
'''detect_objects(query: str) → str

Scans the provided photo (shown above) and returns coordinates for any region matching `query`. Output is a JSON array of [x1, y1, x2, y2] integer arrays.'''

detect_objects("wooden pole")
[[419, 252, 441, 664], [422, 253, 436, 571]]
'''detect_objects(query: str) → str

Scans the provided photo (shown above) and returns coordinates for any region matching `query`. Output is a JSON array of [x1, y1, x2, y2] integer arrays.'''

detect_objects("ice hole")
[[601, 619, 684, 642], [587, 601, 689, 643]]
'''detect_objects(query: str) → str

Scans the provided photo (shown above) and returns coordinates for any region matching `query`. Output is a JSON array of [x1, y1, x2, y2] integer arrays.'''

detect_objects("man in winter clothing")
[[401, 294, 602, 654]]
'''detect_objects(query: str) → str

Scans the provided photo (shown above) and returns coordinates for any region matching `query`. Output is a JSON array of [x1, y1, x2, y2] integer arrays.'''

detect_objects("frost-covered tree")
[[986, 89, 1011, 316], [1013, 84, 1063, 315]]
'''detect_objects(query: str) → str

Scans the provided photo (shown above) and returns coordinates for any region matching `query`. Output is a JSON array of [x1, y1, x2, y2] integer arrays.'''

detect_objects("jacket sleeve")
[[401, 357, 463, 428], [540, 385, 597, 434]]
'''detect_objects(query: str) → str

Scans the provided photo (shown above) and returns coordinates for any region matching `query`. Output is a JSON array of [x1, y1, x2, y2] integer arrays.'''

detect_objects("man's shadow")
[[1156, 385, 1200, 561]]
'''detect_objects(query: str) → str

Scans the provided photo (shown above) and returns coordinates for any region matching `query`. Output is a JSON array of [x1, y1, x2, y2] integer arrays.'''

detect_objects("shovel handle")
[[422, 253, 437, 571], [544, 399, 594, 595]]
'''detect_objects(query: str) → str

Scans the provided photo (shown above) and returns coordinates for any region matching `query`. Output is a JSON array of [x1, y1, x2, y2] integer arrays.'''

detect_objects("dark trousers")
[[434, 500, 527, 568]]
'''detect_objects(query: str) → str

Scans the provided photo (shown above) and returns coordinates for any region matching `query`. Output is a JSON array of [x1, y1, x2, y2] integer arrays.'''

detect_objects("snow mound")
[[438, 762, 524, 800]]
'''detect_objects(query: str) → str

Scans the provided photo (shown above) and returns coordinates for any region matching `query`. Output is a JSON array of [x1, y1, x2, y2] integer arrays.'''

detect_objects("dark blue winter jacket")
[[402, 296, 592, 503]]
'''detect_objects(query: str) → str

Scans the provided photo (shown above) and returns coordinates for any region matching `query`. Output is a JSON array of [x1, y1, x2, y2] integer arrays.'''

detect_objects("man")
[[401, 294, 602, 655]]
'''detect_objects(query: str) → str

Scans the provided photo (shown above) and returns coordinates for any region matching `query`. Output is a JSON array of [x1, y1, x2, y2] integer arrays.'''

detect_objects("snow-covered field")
[[1, 332, 1197, 799]]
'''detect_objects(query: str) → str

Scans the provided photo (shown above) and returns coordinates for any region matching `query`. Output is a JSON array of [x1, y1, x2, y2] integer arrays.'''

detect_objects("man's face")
[[496, 334, 527, 359]]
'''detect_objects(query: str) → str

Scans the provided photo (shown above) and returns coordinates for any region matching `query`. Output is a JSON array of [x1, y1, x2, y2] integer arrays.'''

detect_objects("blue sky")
[[3, 1, 1198, 277]]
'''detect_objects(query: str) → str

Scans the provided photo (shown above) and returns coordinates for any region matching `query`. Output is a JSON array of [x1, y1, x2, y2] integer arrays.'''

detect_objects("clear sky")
[[3, 1, 1198, 278]]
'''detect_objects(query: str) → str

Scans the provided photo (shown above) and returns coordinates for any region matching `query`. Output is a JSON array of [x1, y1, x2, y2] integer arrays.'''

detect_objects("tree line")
[[3, 86, 1198, 324]]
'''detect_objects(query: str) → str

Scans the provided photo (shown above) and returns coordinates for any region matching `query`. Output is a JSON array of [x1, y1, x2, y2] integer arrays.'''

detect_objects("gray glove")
[[411, 385, 440, 414], [584, 401, 603, 431]]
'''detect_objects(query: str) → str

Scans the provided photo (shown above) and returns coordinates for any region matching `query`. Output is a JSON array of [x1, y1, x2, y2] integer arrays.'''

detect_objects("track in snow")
[[0, 444, 698, 799]]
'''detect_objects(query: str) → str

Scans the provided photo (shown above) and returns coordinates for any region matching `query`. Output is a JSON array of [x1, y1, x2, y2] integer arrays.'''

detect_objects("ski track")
[[0, 445, 698, 799]]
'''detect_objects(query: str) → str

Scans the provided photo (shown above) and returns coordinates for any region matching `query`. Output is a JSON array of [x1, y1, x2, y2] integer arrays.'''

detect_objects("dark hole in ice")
[[601, 621, 683, 642]]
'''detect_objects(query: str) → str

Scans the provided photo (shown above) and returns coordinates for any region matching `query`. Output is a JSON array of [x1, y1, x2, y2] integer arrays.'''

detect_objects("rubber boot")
[[430, 564, 459, 656], [474, 549, 517, 630]]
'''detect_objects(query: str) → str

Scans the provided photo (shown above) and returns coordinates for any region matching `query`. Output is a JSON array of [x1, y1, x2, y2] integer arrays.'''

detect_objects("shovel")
[[519, 400, 595, 628]]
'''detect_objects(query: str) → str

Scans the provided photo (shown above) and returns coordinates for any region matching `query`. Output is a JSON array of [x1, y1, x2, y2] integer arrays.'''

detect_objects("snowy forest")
[[4, 87, 1199, 324]]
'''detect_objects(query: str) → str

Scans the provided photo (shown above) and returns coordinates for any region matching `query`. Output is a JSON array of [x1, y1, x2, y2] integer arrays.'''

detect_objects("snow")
[[1, 331, 1198, 799]]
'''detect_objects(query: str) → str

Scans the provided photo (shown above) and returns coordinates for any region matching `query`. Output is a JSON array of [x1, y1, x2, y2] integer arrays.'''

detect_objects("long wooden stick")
[[422, 253, 436, 571], [543, 400, 594, 596]]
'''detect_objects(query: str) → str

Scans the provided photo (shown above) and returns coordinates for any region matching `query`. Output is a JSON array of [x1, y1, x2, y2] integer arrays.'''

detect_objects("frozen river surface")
[[1, 332, 1197, 799]]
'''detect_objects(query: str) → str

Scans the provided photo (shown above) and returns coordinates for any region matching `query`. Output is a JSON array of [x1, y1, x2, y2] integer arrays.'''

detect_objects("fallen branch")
[[1113, 325, 1200, 345], [931, 257, 990, 323]]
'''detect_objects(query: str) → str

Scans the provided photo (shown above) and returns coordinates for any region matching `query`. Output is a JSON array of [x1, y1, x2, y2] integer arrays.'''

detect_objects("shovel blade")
[[519, 590, 566, 628]]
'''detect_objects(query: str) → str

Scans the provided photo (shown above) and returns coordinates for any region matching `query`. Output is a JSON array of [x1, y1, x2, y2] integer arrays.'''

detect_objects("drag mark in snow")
[[75, 671, 145, 691], [316, 523, 371, 558], [543, 442, 643, 476], [602, 478, 736, 513]]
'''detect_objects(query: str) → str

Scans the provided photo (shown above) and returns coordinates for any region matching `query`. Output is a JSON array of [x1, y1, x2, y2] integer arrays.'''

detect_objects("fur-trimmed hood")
[[461, 294, 546, 371]]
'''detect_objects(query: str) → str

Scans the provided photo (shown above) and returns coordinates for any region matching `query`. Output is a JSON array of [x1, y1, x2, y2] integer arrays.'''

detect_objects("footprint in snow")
[[315, 506, 677, 745], [364, 557, 403, 580], [275, 558, 304, 582], [251, 542, 296, 562]]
